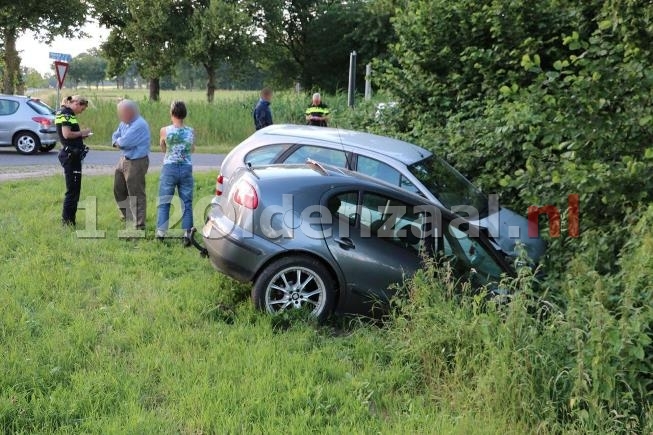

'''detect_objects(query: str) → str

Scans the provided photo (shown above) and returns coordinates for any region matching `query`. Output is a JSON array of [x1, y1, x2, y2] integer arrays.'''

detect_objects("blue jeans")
[[157, 163, 194, 232]]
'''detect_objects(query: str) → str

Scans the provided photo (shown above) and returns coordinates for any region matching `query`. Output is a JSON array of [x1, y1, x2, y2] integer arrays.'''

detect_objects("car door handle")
[[334, 237, 355, 249]]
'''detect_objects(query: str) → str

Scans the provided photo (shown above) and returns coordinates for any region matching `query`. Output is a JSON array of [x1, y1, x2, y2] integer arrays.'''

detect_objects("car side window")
[[359, 192, 426, 255], [283, 145, 348, 167], [327, 192, 358, 219], [357, 155, 420, 194], [0, 99, 19, 116], [442, 225, 504, 284], [244, 144, 291, 166]]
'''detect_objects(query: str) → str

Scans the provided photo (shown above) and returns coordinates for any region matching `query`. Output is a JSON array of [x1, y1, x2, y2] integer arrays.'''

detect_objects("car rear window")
[[244, 144, 291, 166], [356, 155, 420, 194], [0, 99, 19, 115], [284, 145, 348, 168], [27, 100, 54, 115]]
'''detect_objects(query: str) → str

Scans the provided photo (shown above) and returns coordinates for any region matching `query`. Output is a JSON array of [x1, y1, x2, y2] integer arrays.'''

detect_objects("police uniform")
[[305, 103, 330, 127], [56, 107, 85, 225]]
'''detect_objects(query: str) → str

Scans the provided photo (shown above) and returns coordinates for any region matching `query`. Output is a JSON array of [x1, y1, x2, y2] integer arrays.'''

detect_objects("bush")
[[386, 205, 653, 432], [366, 1, 653, 275]]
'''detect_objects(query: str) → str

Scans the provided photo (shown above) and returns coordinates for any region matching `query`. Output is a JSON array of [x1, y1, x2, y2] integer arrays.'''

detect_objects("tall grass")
[[386, 206, 653, 433], [31, 89, 368, 154]]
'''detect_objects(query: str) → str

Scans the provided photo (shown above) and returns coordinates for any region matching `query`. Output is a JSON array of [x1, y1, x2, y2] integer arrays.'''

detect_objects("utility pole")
[[365, 63, 372, 101], [348, 51, 357, 108]]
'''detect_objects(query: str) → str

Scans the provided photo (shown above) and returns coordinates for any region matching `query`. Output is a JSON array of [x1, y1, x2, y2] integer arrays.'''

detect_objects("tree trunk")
[[2, 27, 20, 95], [205, 65, 216, 103], [149, 77, 160, 101]]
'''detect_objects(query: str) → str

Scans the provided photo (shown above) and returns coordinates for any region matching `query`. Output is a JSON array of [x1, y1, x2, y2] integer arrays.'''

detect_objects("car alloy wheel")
[[266, 266, 326, 314], [253, 256, 336, 321], [13, 132, 40, 155]]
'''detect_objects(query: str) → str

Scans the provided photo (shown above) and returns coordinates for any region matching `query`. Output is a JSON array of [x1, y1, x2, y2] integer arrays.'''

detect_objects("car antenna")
[[246, 162, 260, 179], [333, 120, 353, 169]]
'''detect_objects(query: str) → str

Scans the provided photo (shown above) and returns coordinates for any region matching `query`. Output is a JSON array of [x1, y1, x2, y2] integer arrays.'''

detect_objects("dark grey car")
[[203, 162, 514, 320], [215, 124, 546, 263]]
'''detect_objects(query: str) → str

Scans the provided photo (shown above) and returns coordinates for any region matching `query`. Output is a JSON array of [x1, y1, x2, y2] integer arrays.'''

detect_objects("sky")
[[16, 21, 110, 76]]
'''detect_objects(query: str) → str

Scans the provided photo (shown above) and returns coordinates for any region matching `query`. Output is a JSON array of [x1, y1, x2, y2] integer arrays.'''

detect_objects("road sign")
[[54, 61, 69, 89], [49, 52, 72, 62]]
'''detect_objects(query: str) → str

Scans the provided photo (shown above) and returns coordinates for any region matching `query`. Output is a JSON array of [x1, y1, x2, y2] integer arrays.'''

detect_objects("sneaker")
[[155, 229, 166, 242], [182, 229, 192, 247]]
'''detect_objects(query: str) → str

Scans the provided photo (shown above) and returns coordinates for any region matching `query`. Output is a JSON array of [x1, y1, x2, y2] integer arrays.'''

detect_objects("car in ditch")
[[214, 124, 545, 263], [202, 162, 515, 320], [0, 95, 58, 154]]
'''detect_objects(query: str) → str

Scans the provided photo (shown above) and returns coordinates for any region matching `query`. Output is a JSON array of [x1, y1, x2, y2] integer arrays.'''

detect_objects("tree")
[[187, 0, 253, 102], [175, 59, 205, 90], [68, 52, 108, 88], [95, 0, 194, 101], [0, 0, 87, 94], [22, 67, 48, 89], [252, 0, 395, 91]]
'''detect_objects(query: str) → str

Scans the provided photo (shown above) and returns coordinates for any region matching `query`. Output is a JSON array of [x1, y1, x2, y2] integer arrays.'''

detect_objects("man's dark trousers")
[[62, 155, 82, 225]]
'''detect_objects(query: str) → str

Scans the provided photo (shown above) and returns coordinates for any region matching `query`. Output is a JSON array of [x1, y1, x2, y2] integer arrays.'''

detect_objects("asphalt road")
[[0, 148, 225, 168]]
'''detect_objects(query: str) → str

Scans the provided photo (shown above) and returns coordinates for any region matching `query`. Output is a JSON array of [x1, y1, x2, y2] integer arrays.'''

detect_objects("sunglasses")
[[73, 100, 88, 106]]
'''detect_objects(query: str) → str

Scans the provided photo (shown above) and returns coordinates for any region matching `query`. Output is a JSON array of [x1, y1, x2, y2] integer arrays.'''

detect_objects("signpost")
[[49, 52, 72, 108], [48, 52, 72, 63]]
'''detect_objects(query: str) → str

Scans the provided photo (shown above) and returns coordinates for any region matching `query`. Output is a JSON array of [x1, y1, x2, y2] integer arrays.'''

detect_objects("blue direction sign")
[[49, 52, 72, 62]]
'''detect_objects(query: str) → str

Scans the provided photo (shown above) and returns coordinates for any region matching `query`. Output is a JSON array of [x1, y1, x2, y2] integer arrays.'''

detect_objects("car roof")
[[246, 162, 457, 217], [257, 124, 431, 165]]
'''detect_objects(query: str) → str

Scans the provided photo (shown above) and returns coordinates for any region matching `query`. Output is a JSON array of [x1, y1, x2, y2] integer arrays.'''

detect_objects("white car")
[[0, 95, 58, 154], [215, 124, 546, 262]]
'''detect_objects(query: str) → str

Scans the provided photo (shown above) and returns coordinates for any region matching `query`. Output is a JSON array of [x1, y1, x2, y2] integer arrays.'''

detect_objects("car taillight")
[[233, 180, 258, 209], [32, 117, 51, 127], [215, 174, 224, 196]]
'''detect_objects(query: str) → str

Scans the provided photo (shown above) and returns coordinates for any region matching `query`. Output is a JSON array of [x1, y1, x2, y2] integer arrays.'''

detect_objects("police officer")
[[56, 96, 91, 226], [305, 93, 330, 127]]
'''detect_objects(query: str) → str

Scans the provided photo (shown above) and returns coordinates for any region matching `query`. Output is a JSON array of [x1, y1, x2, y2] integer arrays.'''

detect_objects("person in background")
[[112, 99, 151, 230], [253, 87, 273, 130], [156, 101, 195, 245], [305, 92, 330, 127], [55, 95, 91, 226]]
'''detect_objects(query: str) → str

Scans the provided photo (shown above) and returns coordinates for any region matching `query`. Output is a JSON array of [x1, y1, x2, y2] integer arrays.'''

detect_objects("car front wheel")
[[13, 131, 40, 155], [252, 256, 336, 322]]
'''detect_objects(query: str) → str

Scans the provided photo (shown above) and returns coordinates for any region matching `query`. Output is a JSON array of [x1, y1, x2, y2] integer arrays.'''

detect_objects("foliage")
[[369, 0, 653, 270], [0, 0, 87, 93], [186, 0, 254, 102], [22, 67, 49, 89], [252, 0, 395, 91], [67, 52, 109, 89], [386, 208, 653, 432], [96, 0, 195, 101]]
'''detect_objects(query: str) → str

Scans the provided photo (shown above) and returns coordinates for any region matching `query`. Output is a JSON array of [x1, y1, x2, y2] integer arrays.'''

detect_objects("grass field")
[[0, 172, 527, 434], [4, 166, 653, 432], [30, 89, 361, 155]]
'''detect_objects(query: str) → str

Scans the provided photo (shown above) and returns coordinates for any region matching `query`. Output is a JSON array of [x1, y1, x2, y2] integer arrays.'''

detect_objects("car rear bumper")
[[38, 129, 58, 145], [202, 208, 282, 283]]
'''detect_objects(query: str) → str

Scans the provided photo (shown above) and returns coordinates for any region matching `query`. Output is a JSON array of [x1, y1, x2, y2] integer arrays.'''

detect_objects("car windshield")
[[27, 100, 54, 115], [408, 156, 489, 217]]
